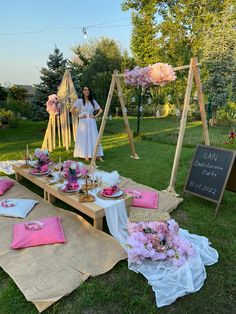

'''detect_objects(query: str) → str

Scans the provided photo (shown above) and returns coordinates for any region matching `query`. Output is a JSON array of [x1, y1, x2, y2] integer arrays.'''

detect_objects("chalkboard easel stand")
[[183, 145, 236, 217]]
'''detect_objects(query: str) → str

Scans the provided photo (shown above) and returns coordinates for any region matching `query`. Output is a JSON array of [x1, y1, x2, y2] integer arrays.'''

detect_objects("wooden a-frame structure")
[[90, 69, 139, 166], [42, 69, 78, 152], [91, 57, 210, 198]]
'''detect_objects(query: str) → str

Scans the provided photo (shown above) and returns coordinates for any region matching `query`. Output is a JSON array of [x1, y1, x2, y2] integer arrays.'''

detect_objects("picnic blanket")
[[0, 180, 126, 312]]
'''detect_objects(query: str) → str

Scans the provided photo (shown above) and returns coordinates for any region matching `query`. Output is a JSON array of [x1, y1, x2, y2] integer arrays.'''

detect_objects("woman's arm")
[[93, 107, 103, 119], [70, 100, 87, 118]]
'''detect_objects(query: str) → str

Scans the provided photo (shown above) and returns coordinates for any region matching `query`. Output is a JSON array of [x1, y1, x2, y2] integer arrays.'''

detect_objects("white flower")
[[35, 148, 40, 153], [43, 149, 49, 155], [70, 162, 77, 170]]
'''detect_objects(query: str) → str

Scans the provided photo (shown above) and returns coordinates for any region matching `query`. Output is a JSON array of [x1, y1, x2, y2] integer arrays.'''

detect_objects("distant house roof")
[[16, 85, 35, 96]]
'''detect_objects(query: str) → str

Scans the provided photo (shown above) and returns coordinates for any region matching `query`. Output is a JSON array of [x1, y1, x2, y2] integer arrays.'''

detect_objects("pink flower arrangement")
[[63, 160, 81, 177], [149, 63, 177, 86], [46, 94, 60, 115], [126, 219, 195, 266], [124, 63, 176, 88], [34, 149, 49, 163], [33, 148, 50, 171]]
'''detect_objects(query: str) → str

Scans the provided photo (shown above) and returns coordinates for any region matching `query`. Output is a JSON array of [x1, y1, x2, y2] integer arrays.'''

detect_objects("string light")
[[82, 27, 87, 39]]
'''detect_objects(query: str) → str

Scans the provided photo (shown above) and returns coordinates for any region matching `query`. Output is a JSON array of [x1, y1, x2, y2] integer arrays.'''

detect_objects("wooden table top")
[[13, 165, 132, 219]]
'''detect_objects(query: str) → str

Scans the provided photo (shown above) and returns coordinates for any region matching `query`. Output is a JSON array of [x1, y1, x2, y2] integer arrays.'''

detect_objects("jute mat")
[[0, 179, 126, 312]]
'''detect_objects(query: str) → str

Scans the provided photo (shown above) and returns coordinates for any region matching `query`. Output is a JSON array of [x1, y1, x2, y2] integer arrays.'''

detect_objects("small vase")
[[68, 172, 77, 184]]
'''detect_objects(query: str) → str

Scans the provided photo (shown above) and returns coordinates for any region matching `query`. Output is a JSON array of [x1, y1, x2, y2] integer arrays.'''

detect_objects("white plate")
[[101, 190, 123, 198], [30, 170, 50, 176], [60, 186, 80, 193]]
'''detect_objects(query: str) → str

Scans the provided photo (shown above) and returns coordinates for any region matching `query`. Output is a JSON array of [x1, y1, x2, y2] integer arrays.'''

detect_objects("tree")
[[121, 0, 236, 110], [34, 47, 67, 119], [0, 85, 8, 101], [122, 0, 159, 66], [8, 85, 27, 102], [202, 2, 236, 106], [72, 38, 124, 108]]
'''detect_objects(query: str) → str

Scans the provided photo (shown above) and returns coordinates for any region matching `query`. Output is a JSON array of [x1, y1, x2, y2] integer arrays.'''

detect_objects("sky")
[[0, 0, 133, 86]]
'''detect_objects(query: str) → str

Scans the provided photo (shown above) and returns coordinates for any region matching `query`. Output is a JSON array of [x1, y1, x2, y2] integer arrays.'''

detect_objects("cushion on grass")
[[0, 199, 38, 218], [0, 179, 14, 195], [124, 188, 158, 209], [11, 216, 65, 249]]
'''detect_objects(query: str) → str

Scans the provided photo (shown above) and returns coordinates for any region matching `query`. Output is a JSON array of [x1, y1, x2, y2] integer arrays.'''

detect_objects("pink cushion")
[[124, 188, 158, 209], [0, 179, 14, 195], [11, 216, 66, 249]]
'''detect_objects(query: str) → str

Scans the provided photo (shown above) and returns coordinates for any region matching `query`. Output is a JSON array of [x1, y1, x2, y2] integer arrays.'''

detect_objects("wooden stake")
[[57, 115, 61, 147], [114, 71, 139, 159], [90, 73, 116, 167], [52, 115, 56, 149], [192, 57, 210, 146], [164, 58, 195, 195]]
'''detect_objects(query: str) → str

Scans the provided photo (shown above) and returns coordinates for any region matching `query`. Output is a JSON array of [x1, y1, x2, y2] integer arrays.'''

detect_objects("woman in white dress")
[[70, 86, 104, 161]]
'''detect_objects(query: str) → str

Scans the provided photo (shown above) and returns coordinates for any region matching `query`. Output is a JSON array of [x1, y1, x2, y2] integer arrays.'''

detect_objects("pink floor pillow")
[[0, 179, 14, 195], [124, 188, 159, 209], [11, 216, 65, 249]]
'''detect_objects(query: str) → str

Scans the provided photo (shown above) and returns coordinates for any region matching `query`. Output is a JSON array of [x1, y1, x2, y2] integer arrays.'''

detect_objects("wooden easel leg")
[[163, 58, 195, 196], [192, 57, 210, 146], [90, 74, 116, 168], [114, 71, 139, 160]]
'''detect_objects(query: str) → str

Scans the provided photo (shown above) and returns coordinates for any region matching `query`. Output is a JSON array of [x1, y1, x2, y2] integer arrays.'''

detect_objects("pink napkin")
[[0, 179, 14, 195], [40, 164, 49, 173], [101, 186, 118, 196], [124, 188, 159, 209], [62, 182, 79, 192]]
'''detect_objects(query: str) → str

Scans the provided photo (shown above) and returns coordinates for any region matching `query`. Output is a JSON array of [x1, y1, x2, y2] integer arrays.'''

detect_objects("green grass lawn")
[[0, 119, 235, 314]]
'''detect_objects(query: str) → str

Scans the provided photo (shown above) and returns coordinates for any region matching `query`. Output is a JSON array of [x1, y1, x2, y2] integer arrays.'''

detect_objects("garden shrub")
[[0, 108, 18, 127], [216, 101, 236, 127], [6, 98, 32, 118]]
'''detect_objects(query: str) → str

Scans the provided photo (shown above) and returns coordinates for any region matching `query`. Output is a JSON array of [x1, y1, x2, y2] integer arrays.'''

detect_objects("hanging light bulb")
[[82, 27, 87, 39]]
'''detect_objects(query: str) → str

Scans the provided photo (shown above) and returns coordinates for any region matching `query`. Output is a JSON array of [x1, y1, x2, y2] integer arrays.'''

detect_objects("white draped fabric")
[[90, 189, 219, 307]]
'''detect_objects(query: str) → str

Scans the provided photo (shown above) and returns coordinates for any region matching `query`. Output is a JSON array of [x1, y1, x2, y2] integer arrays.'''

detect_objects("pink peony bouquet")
[[127, 219, 195, 266], [46, 94, 60, 115], [34, 148, 50, 171], [124, 63, 176, 88], [63, 160, 81, 177], [34, 149, 49, 163]]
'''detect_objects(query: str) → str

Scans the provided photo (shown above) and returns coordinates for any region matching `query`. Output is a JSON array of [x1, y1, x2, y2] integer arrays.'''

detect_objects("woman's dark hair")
[[82, 86, 95, 108]]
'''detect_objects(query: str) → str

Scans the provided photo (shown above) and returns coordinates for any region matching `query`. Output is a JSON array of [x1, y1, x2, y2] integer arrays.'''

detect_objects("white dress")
[[73, 99, 103, 158]]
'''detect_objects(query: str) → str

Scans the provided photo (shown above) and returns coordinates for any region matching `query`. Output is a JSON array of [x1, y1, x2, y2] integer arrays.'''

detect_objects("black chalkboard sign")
[[184, 145, 236, 216]]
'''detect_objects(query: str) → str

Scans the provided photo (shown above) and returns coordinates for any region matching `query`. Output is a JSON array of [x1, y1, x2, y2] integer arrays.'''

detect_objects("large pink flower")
[[149, 63, 177, 86]]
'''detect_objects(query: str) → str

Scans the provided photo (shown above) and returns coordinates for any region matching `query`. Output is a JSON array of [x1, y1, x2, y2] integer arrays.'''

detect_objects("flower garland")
[[124, 63, 177, 88], [126, 219, 195, 267]]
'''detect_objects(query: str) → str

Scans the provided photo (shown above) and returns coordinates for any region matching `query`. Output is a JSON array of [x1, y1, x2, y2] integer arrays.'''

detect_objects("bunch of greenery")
[[0, 108, 18, 127], [216, 101, 236, 127]]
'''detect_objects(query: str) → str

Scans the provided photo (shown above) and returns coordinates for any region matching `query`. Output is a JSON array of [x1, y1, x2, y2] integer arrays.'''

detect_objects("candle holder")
[[21, 152, 31, 168], [79, 174, 97, 203]]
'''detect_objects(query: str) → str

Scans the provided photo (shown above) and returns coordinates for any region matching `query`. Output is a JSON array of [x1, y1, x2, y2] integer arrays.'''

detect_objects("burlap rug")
[[0, 179, 126, 312]]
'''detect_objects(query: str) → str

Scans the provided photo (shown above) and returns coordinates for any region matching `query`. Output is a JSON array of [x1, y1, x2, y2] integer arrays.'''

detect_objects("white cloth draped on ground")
[[73, 99, 103, 158], [0, 160, 25, 175], [97, 194, 219, 307]]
